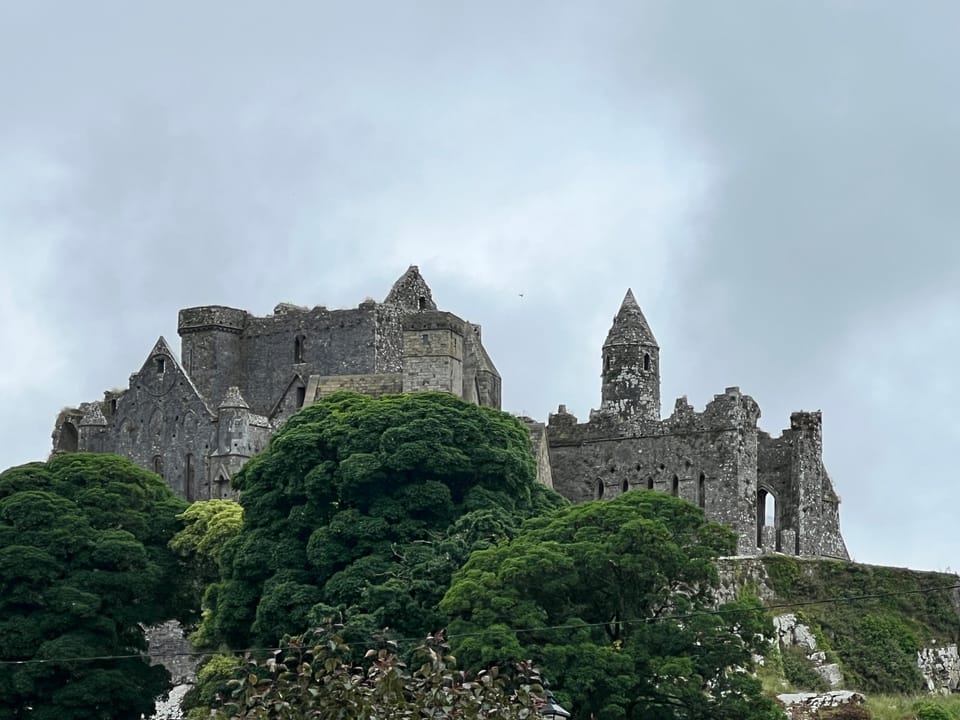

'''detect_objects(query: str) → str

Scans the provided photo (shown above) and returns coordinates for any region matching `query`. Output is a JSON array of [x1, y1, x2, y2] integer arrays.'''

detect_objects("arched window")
[[621, 478, 629, 494], [698, 472, 706, 509], [757, 488, 777, 547], [597, 479, 605, 499], [294, 335, 306, 363], [671, 474, 679, 497], [152, 455, 163, 478], [647, 477, 654, 490], [643, 353, 651, 371]]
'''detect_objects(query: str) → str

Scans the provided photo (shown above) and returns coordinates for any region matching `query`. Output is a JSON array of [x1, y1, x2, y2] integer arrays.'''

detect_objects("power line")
[[2, 581, 957, 667]]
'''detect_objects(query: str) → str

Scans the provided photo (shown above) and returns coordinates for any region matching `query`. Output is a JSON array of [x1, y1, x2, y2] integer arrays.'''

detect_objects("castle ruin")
[[51, 269, 848, 558]]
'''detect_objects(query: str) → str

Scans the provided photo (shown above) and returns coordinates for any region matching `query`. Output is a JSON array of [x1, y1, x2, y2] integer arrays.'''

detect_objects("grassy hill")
[[720, 556, 960, 696]]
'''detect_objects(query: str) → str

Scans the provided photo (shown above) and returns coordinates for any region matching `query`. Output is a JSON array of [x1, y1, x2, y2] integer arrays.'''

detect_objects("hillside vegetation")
[[723, 556, 960, 696]]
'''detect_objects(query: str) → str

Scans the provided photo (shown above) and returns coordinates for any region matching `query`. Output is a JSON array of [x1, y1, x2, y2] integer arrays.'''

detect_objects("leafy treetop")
[[0, 453, 188, 720], [442, 490, 783, 720], [201, 391, 565, 650]]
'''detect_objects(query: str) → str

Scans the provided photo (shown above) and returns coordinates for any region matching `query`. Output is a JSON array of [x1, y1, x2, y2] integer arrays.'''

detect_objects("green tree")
[[169, 498, 244, 647], [0, 453, 189, 720], [441, 490, 783, 720], [210, 627, 546, 720], [201, 391, 565, 651]]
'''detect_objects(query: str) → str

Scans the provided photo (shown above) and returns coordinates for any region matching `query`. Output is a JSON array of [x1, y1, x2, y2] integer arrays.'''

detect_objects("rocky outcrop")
[[773, 613, 844, 689], [777, 690, 865, 719], [918, 643, 960, 694]]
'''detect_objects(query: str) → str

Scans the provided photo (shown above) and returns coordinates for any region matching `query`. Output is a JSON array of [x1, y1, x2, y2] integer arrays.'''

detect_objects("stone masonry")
[[51, 267, 501, 501], [534, 289, 848, 558], [50, 271, 847, 558]]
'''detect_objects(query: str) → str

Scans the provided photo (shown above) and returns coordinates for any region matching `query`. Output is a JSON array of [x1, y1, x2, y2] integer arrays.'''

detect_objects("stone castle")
[[52, 267, 848, 559]]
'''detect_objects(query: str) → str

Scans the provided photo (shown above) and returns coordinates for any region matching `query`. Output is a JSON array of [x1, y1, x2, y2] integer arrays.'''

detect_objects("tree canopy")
[[0, 453, 189, 720], [441, 490, 783, 720], [201, 391, 565, 651]]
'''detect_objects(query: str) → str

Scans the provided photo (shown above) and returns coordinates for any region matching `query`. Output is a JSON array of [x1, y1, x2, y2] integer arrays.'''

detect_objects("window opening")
[[643, 353, 650, 371], [152, 455, 163, 478], [418, 296, 427, 310], [698, 472, 706, 508], [156, 356, 166, 374], [647, 477, 654, 490], [756, 488, 777, 547], [671, 474, 679, 496], [597, 480, 605, 499], [621, 478, 629, 494], [294, 335, 306, 363], [296, 386, 307, 408], [185, 453, 194, 499], [604, 355, 611, 372]]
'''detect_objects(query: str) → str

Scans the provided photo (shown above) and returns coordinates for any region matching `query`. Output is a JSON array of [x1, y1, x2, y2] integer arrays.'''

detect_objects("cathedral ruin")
[[51, 267, 848, 559]]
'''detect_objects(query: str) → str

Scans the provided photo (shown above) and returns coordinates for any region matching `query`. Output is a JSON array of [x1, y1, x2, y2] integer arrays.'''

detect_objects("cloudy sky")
[[2, 2, 958, 572]]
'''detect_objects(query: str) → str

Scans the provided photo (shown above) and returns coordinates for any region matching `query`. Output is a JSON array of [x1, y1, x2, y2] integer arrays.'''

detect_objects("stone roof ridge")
[[603, 288, 658, 347], [384, 265, 438, 311], [219, 385, 250, 410], [139, 336, 215, 418], [150, 335, 176, 357]]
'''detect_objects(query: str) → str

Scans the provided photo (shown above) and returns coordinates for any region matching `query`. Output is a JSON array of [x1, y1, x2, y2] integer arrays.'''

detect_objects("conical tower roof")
[[603, 289, 658, 347]]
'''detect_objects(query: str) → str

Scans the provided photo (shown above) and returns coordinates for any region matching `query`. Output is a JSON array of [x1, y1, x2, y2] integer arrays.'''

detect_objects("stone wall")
[[50, 267, 500, 502]]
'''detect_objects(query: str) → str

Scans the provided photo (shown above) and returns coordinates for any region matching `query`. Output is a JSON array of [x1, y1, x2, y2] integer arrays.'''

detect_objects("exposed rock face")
[[918, 643, 960, 694], [773, 613, 844, 689], [777, 690, 865, 719]]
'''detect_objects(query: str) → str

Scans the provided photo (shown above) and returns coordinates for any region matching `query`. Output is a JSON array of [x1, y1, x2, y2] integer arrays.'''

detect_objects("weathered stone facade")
[[51, 271, 846, 558], [51, 267, 501, 500], [538, 289, 848, 558]]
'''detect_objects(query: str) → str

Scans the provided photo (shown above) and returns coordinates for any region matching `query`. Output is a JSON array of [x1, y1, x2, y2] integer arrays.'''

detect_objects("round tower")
[[600, 289, 660, 422]]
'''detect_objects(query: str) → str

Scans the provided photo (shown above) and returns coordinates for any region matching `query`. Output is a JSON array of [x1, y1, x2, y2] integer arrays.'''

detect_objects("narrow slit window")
[[185, 453, 194, 498], [621, 478, 629, 494], [643, 353, 651, 371], [156, 356, 166, 374], [294, 335, 306, 363], [597, 480, 605, 499], [698, 472, 706, 508], [671, 474, 679, 496], [296, 386, 307, 408], [647, 477, 654, 490]]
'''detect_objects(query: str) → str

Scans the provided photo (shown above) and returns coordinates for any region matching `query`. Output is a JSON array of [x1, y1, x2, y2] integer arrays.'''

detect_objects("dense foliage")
[[197, 627, 547, 719], [170, 498, 244, 646], [201, 391, 565, 650], [761, 556, 959, 693], [441, 491, 783, 720], [0, 453, 189, 720]]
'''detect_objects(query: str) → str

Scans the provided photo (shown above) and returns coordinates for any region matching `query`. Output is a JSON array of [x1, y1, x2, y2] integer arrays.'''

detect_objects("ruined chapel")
[[51, 266, 848, 559]]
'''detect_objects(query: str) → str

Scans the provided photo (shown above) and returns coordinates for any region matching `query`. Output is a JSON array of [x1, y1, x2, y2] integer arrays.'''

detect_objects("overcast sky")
[[2, 1, 958, 572]]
